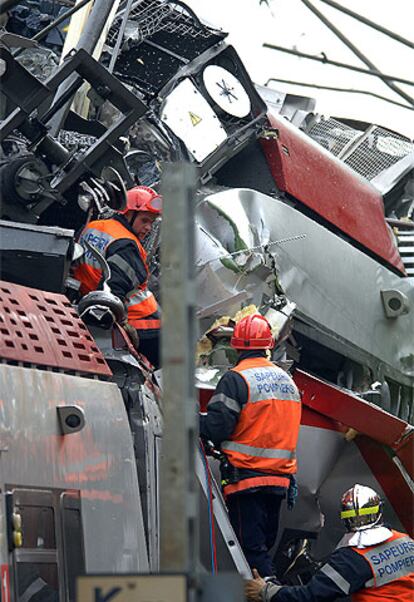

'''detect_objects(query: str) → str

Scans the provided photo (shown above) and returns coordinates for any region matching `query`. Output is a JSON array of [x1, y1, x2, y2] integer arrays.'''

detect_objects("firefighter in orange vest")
[[200, 313, 302, 576], [245, 483, 414, 601], [73, 185, 162, 368]]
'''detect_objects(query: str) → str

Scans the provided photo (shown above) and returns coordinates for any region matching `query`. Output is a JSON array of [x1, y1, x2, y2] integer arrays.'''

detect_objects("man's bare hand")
[[245, 569, 266, 602]]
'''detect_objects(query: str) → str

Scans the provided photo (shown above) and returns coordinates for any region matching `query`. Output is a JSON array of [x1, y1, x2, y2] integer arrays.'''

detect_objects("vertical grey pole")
[[159, 162, 198, 576]]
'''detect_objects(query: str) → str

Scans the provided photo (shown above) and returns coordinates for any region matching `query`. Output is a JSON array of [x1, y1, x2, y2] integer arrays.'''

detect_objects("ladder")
[[195, 448, 252, 579]]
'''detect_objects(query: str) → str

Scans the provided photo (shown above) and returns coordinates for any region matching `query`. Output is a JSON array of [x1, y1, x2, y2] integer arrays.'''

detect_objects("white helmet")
[[340, 484, 383, 532]]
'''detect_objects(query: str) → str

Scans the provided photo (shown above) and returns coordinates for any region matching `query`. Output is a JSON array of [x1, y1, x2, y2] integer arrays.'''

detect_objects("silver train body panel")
[[0, 364, 149, 573]]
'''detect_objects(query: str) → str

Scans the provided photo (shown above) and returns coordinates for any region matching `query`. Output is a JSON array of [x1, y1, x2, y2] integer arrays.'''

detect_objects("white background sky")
[[186, 0, 414, 139]]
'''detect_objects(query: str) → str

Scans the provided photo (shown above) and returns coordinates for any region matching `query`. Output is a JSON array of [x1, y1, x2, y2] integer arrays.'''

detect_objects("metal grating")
[[343, 126, 414, 181], [0, 281, 112, 377], [107, 0, 213, 46], [306, 118, 414, 182], [305, 117, 361, 156]]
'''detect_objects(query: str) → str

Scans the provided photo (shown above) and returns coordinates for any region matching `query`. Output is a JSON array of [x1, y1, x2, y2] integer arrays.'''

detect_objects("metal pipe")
[[262, 44, 414, 89], [107, 0, 134, 73], [265, 77, 414, 111], [319, 0, 414, 50], [33, 0, 92, 43], [299, 0, 414, 107], [13, 0, 94, 59], [73, 0, 115, 55]]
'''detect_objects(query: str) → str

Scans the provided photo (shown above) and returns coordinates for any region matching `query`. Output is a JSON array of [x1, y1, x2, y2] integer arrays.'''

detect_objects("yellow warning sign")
[[77, 575, 187, 602], [189, 111, 202, 126]]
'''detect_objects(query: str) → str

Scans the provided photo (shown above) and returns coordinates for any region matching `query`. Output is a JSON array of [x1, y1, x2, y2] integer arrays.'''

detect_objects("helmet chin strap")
[[129, 211, 139, 229]]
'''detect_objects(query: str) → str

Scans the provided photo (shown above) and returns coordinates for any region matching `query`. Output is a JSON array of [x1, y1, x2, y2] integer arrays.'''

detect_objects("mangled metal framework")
[[0, 44, 146, 223]]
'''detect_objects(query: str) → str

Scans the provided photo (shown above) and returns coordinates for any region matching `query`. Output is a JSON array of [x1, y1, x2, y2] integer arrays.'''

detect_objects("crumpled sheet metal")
[[195, 192, 275, 330], [195, 188, 414, 384]]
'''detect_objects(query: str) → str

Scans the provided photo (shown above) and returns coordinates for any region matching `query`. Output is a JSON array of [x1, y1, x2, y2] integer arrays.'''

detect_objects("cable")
[[199, 440, 218, 573], [265, 78, 414, 111], [199, 234, 307, 271], [319, 0, 414, 50], [299, 0, 414, 107], [262, 44, 414, 89]]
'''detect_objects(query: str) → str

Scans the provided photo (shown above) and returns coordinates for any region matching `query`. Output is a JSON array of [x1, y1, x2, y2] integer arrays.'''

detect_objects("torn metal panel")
[[195, 188, 414, 386], [195, 202, 275, 330], [261, 113, 405, 274]]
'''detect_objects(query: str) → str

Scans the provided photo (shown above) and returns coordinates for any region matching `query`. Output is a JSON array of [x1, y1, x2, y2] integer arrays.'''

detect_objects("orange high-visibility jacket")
[[351, 530, 414, 602], [73, 218, 159, 330], [221, 357, 301, 494]]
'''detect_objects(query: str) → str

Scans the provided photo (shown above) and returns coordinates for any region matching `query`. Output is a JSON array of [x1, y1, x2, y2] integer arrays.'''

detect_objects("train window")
[[16, 563, 59, 602], [18, 505, 56, 549]]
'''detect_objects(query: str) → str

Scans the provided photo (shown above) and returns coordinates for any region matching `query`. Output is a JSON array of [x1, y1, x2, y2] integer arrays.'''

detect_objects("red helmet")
[[121, 186, 163, 215], [231, 314, 274, 350]]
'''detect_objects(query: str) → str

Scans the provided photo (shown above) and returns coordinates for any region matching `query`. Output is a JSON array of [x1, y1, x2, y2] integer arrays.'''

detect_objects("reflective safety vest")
[[352, 530, 414, 602], [73, 219, 160, 329], [221, 357, 301, 494]]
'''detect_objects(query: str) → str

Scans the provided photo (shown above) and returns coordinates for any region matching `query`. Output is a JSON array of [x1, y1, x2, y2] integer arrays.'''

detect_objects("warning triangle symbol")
[[189, 111, 202, 126]]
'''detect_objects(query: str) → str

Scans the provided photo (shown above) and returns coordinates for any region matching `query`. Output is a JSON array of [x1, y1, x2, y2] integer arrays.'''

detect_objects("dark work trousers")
[[227, 491, 284, 577], [137, 331, 160, 369]]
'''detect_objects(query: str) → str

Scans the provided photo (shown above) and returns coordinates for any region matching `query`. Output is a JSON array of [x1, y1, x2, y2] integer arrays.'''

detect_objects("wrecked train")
[[0, 0, 413, 599]]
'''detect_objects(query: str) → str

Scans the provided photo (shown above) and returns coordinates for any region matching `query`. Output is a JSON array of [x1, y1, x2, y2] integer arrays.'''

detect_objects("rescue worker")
[[73, 185, 162, 368], [200, 313, 302, 576], [245, 483, 414, 601]]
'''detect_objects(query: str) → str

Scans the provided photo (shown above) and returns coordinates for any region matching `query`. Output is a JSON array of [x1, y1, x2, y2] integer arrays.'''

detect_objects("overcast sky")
[[186, 0, 414, 139]]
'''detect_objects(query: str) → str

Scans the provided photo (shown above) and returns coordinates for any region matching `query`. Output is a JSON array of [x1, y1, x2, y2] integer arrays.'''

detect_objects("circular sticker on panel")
[[203, 65, 251, 118]]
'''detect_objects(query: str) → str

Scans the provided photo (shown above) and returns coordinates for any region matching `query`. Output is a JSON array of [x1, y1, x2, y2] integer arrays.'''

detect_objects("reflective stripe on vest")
[[74, 219, 159, 329], [320, 563, 351, 594], [223, 475, 290, 497], [351, 530, 414, 602], [221, 441, 296, 460], [133, 319, 161, 329], [221, 357, 301, 475], [74, 220, 147, 294]]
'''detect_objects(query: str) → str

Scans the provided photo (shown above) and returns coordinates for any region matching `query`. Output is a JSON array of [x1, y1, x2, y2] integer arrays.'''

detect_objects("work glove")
[[287, 474, 298, 511], [245, 569, 282, 602], [261, 582, 283, 602]]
